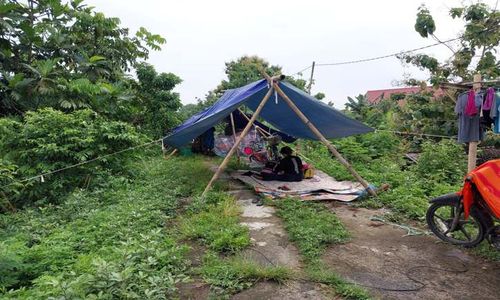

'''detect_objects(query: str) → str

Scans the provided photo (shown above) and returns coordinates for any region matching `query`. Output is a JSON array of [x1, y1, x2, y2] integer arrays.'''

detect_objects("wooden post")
[[202, 87, 275, 196], [229, 112, 240, 163], [261, 70, 377, 197], [467, 73, 482, 172]]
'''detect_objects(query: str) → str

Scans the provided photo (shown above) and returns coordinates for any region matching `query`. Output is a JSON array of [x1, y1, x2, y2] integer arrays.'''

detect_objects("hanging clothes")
[[455, 91, 484, 143], [491, 90, 500, 134], [465, 90, 478, 116], [482, 89, 494, 129]]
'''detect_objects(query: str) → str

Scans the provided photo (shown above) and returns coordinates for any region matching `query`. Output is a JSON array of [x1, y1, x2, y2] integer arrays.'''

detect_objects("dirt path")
[[322, 202, 500, 300]]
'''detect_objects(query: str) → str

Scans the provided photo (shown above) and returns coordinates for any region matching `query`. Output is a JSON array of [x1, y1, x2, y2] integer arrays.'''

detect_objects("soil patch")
[[322, 202, 500, 300]]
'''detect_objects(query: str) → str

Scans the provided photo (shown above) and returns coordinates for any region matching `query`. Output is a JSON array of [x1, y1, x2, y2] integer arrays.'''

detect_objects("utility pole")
[[307, 61, 315, 95]]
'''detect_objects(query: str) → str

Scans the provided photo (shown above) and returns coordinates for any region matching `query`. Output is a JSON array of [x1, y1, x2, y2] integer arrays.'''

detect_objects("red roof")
[[365, 87, 444, 104]]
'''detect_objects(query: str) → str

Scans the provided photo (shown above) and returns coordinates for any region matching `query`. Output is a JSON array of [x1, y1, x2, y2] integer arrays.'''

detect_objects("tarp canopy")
[[164, 79, 373, 148]]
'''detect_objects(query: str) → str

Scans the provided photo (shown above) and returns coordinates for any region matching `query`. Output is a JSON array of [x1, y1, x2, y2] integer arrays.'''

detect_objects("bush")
[[0, 108, 145, 208], [412, 140, 466, 185]]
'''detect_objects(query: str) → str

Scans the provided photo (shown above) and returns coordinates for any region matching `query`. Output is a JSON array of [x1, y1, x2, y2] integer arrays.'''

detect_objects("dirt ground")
[[186, 164, 500, 299], [322, 203, 500, 300]]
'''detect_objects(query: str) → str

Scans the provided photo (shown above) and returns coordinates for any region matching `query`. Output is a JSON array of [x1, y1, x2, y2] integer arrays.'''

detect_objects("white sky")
[[86, 0, 497, 108]]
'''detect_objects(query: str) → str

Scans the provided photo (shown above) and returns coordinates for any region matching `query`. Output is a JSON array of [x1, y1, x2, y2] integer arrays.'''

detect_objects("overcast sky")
[[86, 0, 497, 108]]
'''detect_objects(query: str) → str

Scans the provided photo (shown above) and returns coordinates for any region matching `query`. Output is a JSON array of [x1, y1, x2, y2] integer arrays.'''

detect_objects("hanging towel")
[[484, 87, 495, 110], [465, 90, 478, 116]]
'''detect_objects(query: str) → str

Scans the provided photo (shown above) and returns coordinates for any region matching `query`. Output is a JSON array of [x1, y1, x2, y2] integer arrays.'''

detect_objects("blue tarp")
[[164, 79, 373, 148]]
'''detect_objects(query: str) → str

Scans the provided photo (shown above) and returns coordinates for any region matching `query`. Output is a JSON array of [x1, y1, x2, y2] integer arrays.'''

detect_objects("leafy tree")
[[0, 0, 165, 115], [134, 63, 182, 136], [402, 3, 500, 83], [196, 55, 308, 110]]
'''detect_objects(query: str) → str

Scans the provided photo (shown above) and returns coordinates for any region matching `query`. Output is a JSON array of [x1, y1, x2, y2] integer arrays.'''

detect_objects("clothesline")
[[0, 138, 163, 190], [375, 129, 456, 139]]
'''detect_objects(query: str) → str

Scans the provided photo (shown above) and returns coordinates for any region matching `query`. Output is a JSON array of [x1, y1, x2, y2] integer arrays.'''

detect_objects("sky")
[[85, 0, 497, 108]]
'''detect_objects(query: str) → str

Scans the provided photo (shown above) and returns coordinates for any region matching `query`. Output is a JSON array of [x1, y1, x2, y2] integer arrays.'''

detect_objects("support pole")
[[237, 108, 271, 138], [467, 73, 482, 172], [229, 112, 240, 163], [165, 149, 177, 160], [202, 88, 275, 196], [261, 70, 377, 197]]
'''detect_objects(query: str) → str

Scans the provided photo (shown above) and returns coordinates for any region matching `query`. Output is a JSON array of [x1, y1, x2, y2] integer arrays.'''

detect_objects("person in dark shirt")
[[261, 146, 303, 182]]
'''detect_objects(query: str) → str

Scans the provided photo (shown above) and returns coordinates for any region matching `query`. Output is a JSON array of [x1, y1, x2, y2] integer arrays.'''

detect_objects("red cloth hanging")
[[464, 90, 478, 116]]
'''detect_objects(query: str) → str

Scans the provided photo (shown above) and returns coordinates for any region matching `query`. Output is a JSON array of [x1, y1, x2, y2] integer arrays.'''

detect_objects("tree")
[[134, 63, 182, 137], [401, 3, 500, 84], [0, 0, 165, 115], [197, 55, 308, 109]]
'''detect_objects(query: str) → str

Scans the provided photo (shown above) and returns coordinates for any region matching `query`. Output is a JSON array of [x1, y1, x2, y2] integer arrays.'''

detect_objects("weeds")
[[274, 198, 349, 262], [179, 193, 250, 253], [199, 252, 292, 297], [306, 263, 371, 300]]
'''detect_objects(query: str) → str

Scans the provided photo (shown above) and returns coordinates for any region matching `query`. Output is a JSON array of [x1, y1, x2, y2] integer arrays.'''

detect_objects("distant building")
[[365, 87, 445, 104]]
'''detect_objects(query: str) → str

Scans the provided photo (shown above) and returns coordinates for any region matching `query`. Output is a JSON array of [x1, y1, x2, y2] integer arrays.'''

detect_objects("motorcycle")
[[426, 159, 500, 249]]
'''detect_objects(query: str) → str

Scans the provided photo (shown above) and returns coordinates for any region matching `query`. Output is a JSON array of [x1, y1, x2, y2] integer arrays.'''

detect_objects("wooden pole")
[[467, 73, 482, 172], [202, 87, 275, 196], [261, 70, 377, 197], [229, 112, 240, 163], [165, 148, 177, 160], [237, 108, 271, 138]]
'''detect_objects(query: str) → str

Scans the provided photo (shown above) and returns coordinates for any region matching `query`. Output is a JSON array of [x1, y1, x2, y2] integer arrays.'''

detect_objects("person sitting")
[[260, 146, 303, 182]]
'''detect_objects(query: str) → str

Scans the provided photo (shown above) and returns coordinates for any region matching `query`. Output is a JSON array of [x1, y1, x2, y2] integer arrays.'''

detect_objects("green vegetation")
[[408, 3, 500, 83], [272, 198, 369, 299], [274, 199, 349, 261], [0, 108, 145, 209], [306, 264, 370, 300], [0, 155, 212, 298], [304, 132, 466, 220], [199, 253, 291, 296], [179, 192, 250, 253]]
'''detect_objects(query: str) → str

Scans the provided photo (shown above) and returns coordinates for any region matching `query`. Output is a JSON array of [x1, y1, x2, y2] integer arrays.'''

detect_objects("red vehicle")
[[426, 159, 500, 249]]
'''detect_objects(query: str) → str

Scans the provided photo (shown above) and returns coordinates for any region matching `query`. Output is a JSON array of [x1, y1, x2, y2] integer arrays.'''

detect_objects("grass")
[[179, 192, 251, 253], [306, 263, 371, 300], [272, 198, 370, 299], [472, 240, 500, 262], [273, 198, 350, 262], [199, 252, 292, 296]]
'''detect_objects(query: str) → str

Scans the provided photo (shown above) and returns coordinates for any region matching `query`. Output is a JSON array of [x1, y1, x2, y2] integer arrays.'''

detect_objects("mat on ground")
[[230, 169, 365, 201]]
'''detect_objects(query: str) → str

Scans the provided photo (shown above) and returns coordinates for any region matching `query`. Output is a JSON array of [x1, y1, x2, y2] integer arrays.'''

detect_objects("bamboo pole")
[[202, 88, 275, 196], [165, 148, 178, 160], [237, 108, 271, 138], [229, 112, 240, 163], [261, 71, 377, 197], [467, 73, 482, 172]]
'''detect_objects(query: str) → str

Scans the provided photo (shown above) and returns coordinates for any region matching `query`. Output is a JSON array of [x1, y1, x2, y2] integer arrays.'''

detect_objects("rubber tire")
[[426, 202, 486, 248]]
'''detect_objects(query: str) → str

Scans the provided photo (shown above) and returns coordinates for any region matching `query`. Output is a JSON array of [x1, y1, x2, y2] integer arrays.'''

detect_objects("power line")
[[315, 37, 461, 67], [288, 36, 462, 77], [0, 138, 162, 190], [290, 65, 312, 77]]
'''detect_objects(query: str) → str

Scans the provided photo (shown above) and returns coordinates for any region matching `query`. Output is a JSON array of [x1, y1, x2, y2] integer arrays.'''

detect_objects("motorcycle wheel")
[[426, 202, 486, 247]]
